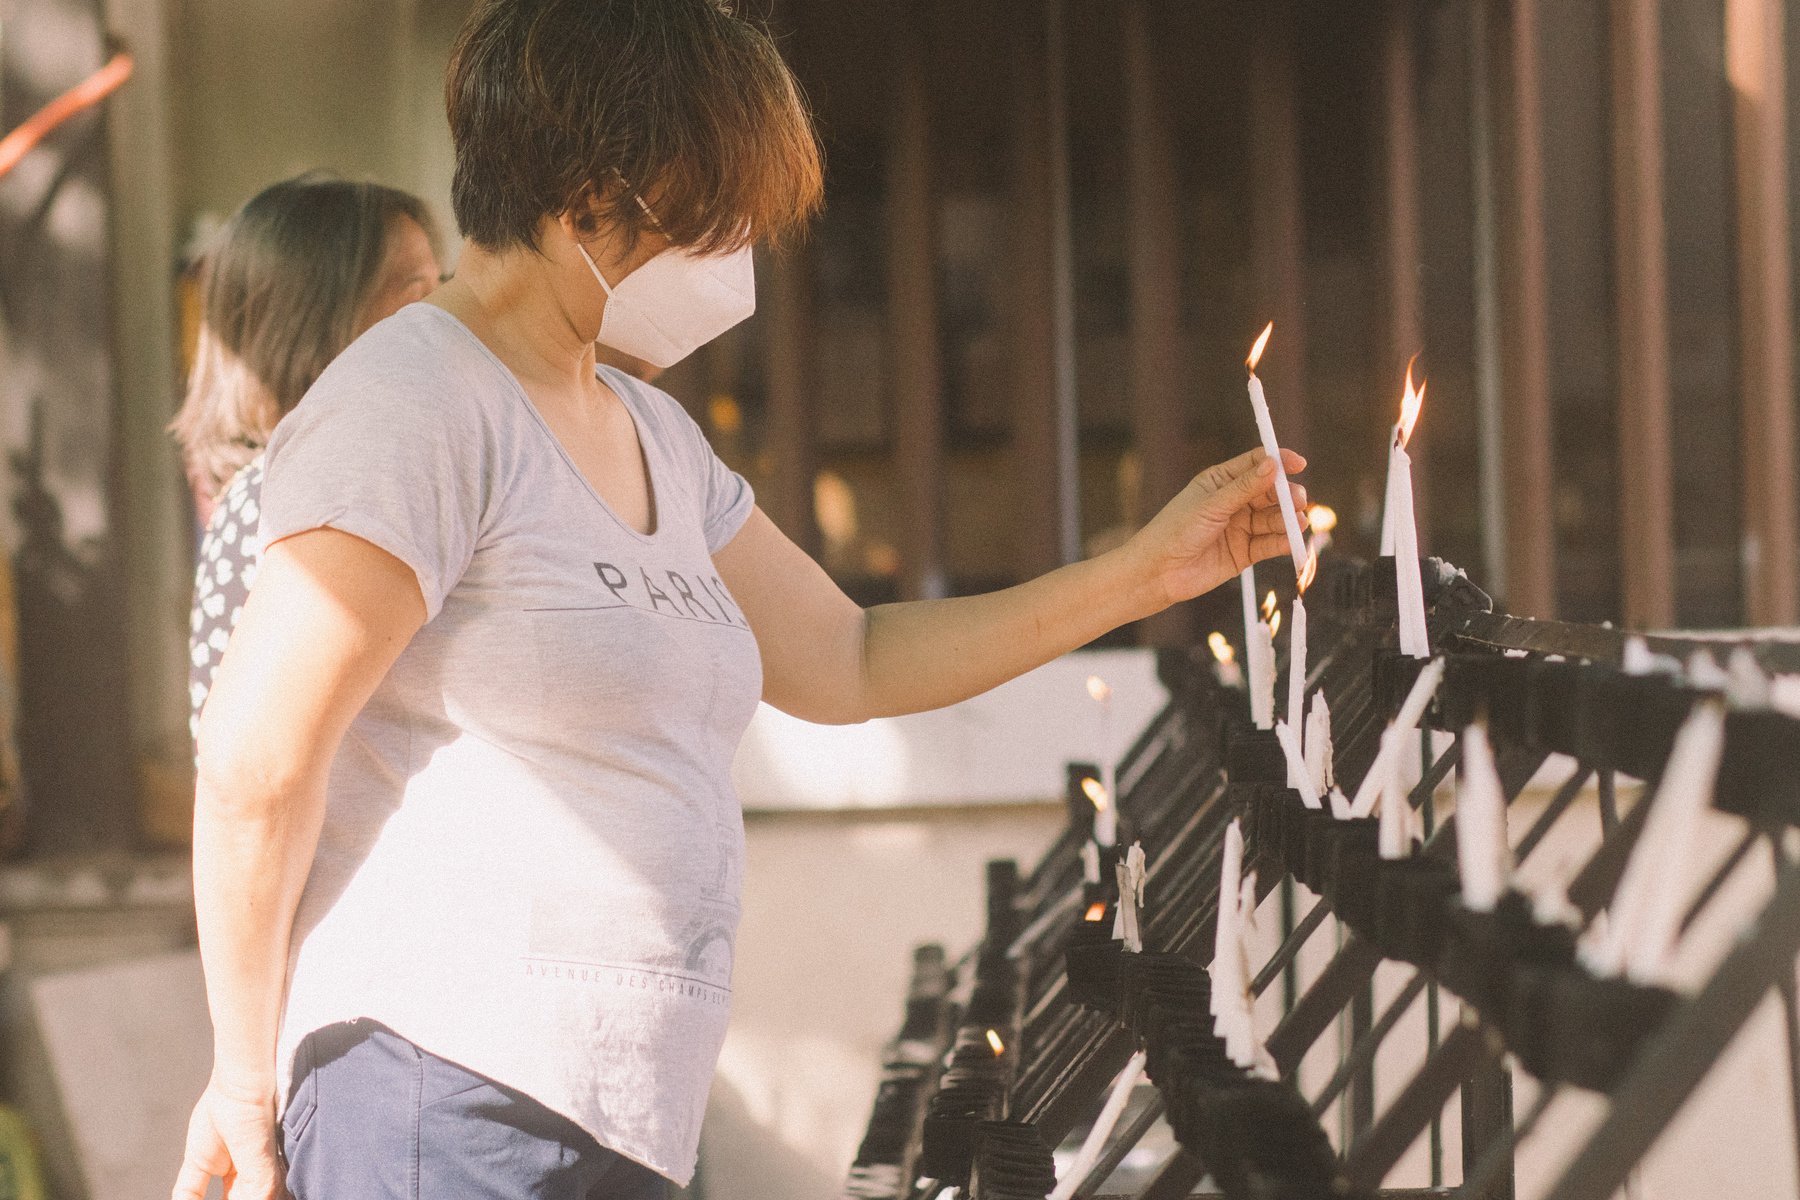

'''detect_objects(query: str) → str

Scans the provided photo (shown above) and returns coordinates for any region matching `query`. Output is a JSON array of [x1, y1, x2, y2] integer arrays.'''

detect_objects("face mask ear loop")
[[576, 238, 618, 298]]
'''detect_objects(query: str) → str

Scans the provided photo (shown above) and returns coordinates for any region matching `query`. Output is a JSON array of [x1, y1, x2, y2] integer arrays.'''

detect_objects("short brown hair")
[[445, 0, 823, 254], [170, 175, 438, 505]]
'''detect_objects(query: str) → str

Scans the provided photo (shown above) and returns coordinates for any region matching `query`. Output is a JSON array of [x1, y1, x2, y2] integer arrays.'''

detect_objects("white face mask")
[[577, 234, 755, 369]]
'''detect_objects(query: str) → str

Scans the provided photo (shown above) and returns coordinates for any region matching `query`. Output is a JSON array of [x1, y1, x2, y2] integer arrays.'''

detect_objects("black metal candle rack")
[[842, 554, 1800, 1200]]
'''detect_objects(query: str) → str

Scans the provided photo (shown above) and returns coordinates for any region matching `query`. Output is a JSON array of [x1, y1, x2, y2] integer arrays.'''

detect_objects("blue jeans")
[[281, 1021, 670, 1200]]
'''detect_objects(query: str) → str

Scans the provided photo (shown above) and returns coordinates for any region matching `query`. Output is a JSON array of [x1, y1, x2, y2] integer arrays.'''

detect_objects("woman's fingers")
[[1196, 446, 1307, 497], [1249, 479, 1308, 515], [1250, 507, 1286, 536], [1192, 446, 1269, 495], [1246, 530, 1291, 566]]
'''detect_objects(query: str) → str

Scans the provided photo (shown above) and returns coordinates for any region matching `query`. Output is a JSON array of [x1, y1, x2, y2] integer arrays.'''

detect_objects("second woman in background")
[[170, 175, 442, 741]]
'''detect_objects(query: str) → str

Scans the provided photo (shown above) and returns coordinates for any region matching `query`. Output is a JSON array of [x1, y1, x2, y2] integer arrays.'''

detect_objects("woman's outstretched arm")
[[716, 445, 1305, 725], [175, 529, 425, 1200]]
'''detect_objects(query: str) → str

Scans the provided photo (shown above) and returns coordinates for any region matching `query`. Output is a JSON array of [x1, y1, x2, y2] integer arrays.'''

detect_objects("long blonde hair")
[[170, 175, 437, 506]]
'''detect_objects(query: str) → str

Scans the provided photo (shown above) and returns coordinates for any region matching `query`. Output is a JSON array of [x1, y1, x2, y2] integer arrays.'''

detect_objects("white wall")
[[702, 805, 1063, 1200], [167, 0, 462, 237], [733, 648, 1165, 810]]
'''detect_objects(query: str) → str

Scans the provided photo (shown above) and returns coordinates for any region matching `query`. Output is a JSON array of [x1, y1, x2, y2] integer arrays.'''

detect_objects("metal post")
[[1609, 0, 1677, 629], [1124, 0, 1191, 645], [1727, 0, 1799, 625], [886, 3, 947, 601], [1249, 0, 1310, 460], [1009, 0, 1081, 576], [1494, 0, 1557, 618], [1468, 0, 1509, 600]]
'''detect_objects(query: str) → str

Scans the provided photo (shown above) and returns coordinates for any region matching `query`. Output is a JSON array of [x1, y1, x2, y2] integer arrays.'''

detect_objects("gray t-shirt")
[[260, 303, 761, 1183]]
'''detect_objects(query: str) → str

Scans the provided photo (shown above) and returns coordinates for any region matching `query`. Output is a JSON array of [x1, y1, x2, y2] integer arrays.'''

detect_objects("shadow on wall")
[[693, 1073, 840, 1200], [7, 398, 131, 856]]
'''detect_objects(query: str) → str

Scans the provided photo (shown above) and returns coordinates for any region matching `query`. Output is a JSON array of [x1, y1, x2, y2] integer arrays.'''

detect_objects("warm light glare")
[[1262, 591, 1279, 621], [707, 393, 743, 436], [1081, 776, 1110, 812], [986, 1029, 1006, 1056], [1086, 675, 1113, 704], [1398, 356, 1426, 448], [1246, 321, 1274, 373], [1308, 505, 1338, 535], [1208, 632, 1237, 665], [1269, 610, 1282, 639], [1084, 902, 1108, 923]]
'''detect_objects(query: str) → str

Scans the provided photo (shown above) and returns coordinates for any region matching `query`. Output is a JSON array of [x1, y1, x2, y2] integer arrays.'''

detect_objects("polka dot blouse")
[[189, 457, 263, 744]]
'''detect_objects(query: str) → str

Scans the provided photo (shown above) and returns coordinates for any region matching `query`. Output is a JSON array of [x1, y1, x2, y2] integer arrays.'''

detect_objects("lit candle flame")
[[1246, 321, 1274, 374], [1261, 590, 1278, 621], [1397, 356, 1427, 449], [1081, 776, 1110, 812], [1297, 545, 1319, 594], [1084, 901, 1108, 922], [1308, 505, 1338, 535], [986, 1029, 1006, 1056], [1086, 675, 1112, 704], [1208, 632, 1236, 665]]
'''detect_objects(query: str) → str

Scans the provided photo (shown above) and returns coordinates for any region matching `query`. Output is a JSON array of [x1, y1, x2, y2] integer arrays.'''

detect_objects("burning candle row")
[[1243, 779, 1680, 1095], [1232, 326, 1431, 794]]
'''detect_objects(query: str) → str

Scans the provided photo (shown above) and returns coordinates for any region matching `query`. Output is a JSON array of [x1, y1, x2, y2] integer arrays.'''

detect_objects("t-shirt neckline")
[[414, 302, 664, 545]]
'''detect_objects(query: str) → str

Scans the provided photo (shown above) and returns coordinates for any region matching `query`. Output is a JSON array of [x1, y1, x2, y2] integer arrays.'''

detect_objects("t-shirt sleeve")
[[258, 364, 488, 622], [697, 431, 755, 554]]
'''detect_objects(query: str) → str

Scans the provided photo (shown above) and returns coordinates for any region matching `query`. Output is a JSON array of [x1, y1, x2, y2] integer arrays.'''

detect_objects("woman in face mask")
[[174, 4, 1305, 1199]]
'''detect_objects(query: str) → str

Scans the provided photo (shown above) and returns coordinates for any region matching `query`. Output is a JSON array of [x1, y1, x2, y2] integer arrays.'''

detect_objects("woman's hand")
[[1126, 446, 1308, 612], [172, 1079, 285, 1200]]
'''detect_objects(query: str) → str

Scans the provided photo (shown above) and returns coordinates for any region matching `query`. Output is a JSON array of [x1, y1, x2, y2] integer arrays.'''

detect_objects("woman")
[[173, 4, 1306, 1199], [172, 175, 441, 743]]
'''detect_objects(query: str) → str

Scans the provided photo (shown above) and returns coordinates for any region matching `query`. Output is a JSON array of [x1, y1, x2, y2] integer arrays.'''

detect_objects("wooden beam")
[[1248, 0, 1309, 461], [1124, 0, 1190, 646], [1609, 0, 1677, 629], [763, 244, 821, 557], [886, 4, 947, 601], [1494, 0, 1557, 618], [1382, 0, 1427, 546], [1728, 0, 1799, 625], [1009, 0, 1082, 578], [102, 0, 197, 838]]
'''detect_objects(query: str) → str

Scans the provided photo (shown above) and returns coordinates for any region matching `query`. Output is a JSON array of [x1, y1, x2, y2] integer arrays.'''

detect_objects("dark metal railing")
[[840, 555, 1800, 1199]]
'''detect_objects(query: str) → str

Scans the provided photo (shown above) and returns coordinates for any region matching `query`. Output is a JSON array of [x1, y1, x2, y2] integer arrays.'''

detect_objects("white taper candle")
[[1286, 594, 1308, 783], [1350, 658, 1447, 818], [1456, 722, 1510, 913], [1275, 721, 1321, 809], [1250, 620, 1277, 730], [1212, 819, 1244, 1021], [1392, 441, 1429, 657], [1247, 371, 1310, 573]]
